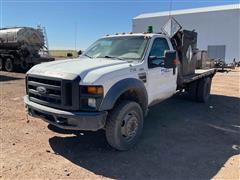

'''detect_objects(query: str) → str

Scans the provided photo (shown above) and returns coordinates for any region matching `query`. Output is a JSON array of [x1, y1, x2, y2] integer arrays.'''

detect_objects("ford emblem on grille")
[[36, 86, 47, 95]]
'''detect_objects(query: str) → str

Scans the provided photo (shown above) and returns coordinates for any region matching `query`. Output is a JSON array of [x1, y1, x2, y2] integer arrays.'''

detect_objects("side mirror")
[[78, 50, 82, 56], [164, 50, 177, 68]]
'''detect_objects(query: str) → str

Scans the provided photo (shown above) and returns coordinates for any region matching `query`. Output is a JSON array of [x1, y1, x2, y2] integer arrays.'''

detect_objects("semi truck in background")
[[24, 18, 216, 150], [0, 26, 54, 72]]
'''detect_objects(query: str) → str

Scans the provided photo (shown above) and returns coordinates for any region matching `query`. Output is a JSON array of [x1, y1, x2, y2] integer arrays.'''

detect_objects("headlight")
[[80, 85, 104, 110], [88, 98, 96, 108]]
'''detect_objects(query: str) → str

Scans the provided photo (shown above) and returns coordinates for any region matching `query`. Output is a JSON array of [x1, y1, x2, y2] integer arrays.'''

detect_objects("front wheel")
[[105, 100, 144, 151]]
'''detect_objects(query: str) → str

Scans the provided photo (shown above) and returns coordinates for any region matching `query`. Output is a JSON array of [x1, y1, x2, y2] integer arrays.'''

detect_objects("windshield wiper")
[[103, 55, 124, 60], [83, 54, 93, 59]]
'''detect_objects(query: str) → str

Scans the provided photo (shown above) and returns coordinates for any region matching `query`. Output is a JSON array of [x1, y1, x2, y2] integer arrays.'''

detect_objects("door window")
[[148, 38, 170, 68]]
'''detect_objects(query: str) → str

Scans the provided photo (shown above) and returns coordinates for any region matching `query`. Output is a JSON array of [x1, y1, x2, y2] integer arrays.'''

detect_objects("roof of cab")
[[104, 33, 166, 38]]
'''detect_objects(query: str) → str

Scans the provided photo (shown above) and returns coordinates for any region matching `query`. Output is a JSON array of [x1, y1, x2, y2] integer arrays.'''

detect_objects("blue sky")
[[1, 0, 238, 50]]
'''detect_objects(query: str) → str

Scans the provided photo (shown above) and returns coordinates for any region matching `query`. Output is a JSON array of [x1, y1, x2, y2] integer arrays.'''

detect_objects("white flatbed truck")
[[24, 29, 216, 150]]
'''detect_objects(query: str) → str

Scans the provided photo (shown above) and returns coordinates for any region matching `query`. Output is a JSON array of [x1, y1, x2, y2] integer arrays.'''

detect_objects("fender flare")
[[99, 78, 148, 114]]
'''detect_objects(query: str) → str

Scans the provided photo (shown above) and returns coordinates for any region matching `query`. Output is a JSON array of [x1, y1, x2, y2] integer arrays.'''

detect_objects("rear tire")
[[105, 100, 144, 151], [197, 77, 212, 102], [188, 81, 198, 100], [0, 57, 4, 71], [4, 58, 15, 72]]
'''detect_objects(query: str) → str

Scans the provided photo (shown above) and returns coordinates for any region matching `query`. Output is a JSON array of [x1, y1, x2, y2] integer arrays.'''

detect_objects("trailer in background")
[[0, 26, 54, 72]]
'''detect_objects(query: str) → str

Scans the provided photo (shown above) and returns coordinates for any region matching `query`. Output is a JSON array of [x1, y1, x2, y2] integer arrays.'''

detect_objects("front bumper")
[[24, 96, 107, 131]]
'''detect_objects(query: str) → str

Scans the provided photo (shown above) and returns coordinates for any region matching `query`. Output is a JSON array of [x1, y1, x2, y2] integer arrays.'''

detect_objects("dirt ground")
[[0, 68, 239, 180]]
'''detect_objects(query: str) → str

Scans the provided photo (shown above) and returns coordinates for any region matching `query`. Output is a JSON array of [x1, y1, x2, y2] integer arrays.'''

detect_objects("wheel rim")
[[5, 59, 13, 71], [121, 111, 139, 142]]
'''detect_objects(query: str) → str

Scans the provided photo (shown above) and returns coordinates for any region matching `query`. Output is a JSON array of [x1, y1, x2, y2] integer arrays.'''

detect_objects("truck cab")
[[24, 32, 215, 150]]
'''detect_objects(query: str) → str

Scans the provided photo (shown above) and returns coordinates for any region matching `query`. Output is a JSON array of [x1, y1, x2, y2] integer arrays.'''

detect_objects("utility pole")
[[74, 22, 77, 51], [0, 0, 3, 28], [169, 0, 173, 18]]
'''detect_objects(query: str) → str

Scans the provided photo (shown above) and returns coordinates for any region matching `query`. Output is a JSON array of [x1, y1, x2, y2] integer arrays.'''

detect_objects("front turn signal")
[[87, 86, 104, 95]]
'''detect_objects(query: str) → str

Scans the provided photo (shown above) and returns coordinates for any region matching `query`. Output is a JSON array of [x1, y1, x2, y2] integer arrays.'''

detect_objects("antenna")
[[0, 0, 2, 29], [74, 22, 77, 51], [169, 0, 173, 18]]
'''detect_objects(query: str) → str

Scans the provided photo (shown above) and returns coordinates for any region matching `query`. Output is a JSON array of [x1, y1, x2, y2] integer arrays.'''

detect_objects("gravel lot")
[[1, 68, 239, 179]]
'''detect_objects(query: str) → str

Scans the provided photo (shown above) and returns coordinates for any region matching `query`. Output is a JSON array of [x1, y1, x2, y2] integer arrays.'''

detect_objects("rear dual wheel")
[[188, 81, 198, 100], [197, 77, 212, 102], [188, 77, 212, 102]]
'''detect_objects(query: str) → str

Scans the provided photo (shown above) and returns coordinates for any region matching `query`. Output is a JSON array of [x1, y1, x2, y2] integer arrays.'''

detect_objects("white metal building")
[[133, 4, 240, 63]]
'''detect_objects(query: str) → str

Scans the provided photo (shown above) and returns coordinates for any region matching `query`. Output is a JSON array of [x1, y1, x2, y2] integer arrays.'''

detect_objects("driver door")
[[147, 37, 177, 104]]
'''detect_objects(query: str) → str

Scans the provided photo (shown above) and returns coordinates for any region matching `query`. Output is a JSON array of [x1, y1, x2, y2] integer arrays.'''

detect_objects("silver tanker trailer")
[[0, 26, 54, 72]]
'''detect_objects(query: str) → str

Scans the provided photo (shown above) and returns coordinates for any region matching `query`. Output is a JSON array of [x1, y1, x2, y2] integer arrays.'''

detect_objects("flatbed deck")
[[182, 68, 216, 84]]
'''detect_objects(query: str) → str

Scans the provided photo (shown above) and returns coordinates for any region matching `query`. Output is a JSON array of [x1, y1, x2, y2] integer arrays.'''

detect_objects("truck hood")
[[27, 57, 130, 80]]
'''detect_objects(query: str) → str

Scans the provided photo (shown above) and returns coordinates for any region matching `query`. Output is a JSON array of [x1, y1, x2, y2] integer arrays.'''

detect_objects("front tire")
[[105, 100, 144, 151]]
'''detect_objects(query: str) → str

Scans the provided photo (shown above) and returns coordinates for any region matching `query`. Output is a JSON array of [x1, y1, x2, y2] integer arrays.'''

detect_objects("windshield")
[[83, 36, 149, 60]]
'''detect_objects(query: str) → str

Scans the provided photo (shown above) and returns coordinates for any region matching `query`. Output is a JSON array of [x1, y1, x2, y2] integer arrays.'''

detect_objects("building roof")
[[133, 3, 240, 19]]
